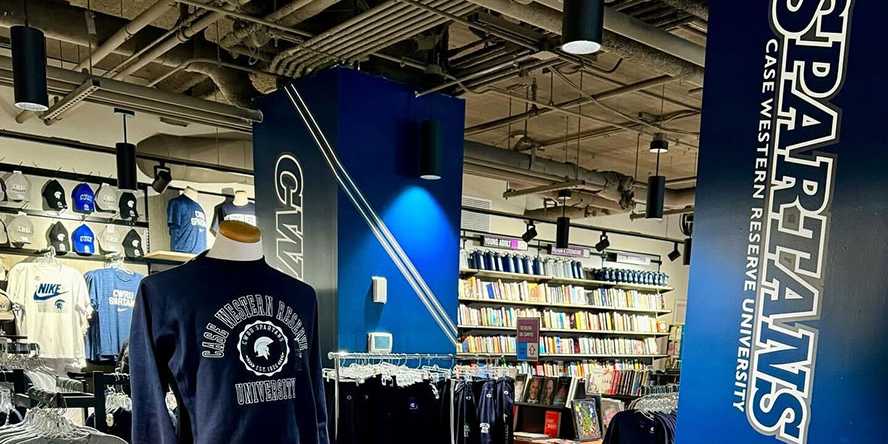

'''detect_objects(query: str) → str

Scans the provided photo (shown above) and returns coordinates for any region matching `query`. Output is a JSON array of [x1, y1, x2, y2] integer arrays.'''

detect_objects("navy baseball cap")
[[123, 229, 144, 258], [47, 222, 70, 255], [119, 192, 139, 220], [71, 183, 95, 214], [42, 179, 67, 211], [72, 224, 96, 256]]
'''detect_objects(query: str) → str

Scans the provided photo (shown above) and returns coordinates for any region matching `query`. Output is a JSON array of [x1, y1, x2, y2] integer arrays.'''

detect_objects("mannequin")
[[206, 220, 262, 261], [183, 186, 200, 201], [232, 190, 249, 206]]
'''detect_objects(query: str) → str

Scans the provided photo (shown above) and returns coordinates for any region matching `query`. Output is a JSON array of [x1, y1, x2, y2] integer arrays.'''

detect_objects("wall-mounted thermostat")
[[368, 332, 393, 354], [371, 276, 387, 304]]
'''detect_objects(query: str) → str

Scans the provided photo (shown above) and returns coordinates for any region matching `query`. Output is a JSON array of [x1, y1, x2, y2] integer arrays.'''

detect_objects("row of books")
[[459, 277, 665, 310], [539, 336, 660, 356], [516, 360, 649, 379], [458, 304, 663, 333], [460, 335, 660, 356]]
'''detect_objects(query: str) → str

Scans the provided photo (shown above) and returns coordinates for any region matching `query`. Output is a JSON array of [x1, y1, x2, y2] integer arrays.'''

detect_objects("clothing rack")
[[326, 352, 454, 440], [91, 371, 130, 433]]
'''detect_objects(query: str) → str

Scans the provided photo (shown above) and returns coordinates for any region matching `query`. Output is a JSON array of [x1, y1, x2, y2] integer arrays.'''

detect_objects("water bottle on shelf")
[[502, 253, 513, 273], [470, 250, 481, 270]]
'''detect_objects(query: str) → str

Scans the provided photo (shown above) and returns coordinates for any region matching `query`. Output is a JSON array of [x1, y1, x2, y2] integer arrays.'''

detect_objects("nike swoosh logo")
[[33, 291, 68, 301]]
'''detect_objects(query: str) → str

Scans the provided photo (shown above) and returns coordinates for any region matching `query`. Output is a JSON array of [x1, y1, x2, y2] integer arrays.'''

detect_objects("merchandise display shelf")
[[458, 297, 671, 315], [0, 205, 149, 228], [460, 269, 673, 292], [457, 325, 670, 337], [456, 352, 669, 360], [143, 250, 196, 264]]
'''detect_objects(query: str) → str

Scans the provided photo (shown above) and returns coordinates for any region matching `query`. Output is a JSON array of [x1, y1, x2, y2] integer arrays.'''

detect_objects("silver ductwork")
[[0, 0, 260, 108], [0, 55, 261, 132], [465, 0, 706, 85], [136, 133, 254, 184], [464, 141, 695, 211]]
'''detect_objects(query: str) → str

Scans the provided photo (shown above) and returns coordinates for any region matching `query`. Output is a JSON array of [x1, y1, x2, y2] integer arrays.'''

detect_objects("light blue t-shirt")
[[167, 195, 208, 254], [84, 267, 144, 361]]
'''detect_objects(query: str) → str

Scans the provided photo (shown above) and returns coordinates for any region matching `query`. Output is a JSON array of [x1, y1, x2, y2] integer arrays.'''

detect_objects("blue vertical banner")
[[677, 1, 888, 443]]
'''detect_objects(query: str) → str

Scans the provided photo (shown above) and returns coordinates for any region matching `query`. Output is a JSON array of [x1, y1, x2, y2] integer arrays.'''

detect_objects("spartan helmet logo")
[[238, 320, 290, 377], [254, 337, 274, 360]]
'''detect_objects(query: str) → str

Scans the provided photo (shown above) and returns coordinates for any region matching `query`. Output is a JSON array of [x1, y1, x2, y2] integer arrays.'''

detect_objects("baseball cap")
[[0, 293, 14, 321], [123, 229, 144, 258], [7, 215, 34, 246], [0, 220, 7, 246], [42, 179, 67, 211], [119, 192, 139, 220], [95, 184, 118, 213], [72, 224, 96, 256], [99, 225, 122, 253], [71, 183, 95, 214], [5, 171, 30, 201], [47, 222, 70, 255]]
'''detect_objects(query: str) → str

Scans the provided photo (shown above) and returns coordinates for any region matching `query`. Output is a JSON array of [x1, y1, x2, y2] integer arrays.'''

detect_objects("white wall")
[[462, 175, 689, 324], [0, 85, 253, 252]]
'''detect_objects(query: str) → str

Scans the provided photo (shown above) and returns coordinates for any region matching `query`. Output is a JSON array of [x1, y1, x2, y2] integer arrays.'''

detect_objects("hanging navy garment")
[[130, 254, 329, 444]]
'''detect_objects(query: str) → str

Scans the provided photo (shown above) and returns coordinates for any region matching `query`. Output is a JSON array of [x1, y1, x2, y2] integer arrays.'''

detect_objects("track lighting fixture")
[[683, 237, 692, 266], [115, 108, 138, 191], [152, 163, 172, 193], [11, 1, 48, 112], [668, 243, 681, 262], [522, 221, 538, 243], [561, 0, 604, 55], [419, 119, 443, 180], [595, 232, 610, 252]]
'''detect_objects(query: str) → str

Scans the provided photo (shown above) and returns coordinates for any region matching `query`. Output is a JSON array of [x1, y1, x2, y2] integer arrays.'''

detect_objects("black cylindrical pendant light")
[[683, 237, 692, 266], [116, 142, 137, 191], [419, 119, 443, 180], [646, 175, 666, 219], [561, 0, 604, 55], [556, 216, 571, 249], [11, 25, 49, 112], [115, 108, 138, 190]]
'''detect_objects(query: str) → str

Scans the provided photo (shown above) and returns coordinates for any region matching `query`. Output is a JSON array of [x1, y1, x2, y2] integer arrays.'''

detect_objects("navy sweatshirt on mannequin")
[[129, 254, 330, 444]]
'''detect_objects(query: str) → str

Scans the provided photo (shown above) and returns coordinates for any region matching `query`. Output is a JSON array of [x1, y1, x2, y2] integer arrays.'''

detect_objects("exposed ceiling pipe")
[[464, 74, 675, 136], [78, 0, 178, 72], [14, 0, 179, 124], [464, 140, 693, 209], [536, 109, 700, 150], [111, 1, 242, 80], [0, 55, 261, 132], [657, 0, 708, 22], [524, 205, 605, 220], [218, 0, 340, 49], [464, 0, 705, 85], [0, 0, 261, 109]]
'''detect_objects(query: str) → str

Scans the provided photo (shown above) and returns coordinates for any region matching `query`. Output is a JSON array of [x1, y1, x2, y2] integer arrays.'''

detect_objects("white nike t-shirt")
[[6, 262, 93, 360]]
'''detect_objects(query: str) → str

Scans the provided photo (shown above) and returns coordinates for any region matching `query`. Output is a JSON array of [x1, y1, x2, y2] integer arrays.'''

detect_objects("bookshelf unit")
[[457, 265, 674, 362]]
